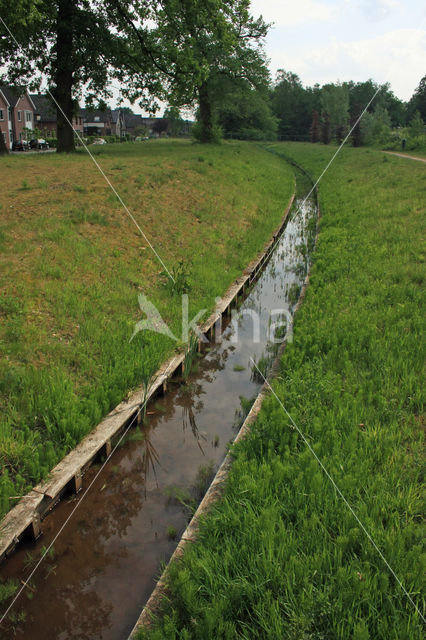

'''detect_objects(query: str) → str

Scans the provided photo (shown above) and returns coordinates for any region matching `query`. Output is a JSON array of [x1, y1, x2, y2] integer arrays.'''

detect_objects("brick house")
[[30, 94, 84, 138], [82, 108, 113, 136], [0, 89, 11, 148], [0, 87, 36, 149]]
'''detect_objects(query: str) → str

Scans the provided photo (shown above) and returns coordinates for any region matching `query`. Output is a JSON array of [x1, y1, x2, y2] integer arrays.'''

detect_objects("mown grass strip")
[[138, 143, 425, 639], [0, 140, 294, 518]]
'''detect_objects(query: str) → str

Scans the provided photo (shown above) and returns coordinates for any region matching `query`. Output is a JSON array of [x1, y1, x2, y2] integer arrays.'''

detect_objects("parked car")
[[29, 138, 49, 150], [12, 139, 28, 151], [92, 138, 107, 145]]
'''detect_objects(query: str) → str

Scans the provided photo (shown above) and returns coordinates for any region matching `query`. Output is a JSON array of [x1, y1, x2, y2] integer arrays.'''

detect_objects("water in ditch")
[[0, 171, 317, 640]]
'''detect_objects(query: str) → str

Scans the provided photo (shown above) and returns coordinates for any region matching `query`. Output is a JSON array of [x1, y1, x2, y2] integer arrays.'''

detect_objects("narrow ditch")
[[0, 164, 318, 640]]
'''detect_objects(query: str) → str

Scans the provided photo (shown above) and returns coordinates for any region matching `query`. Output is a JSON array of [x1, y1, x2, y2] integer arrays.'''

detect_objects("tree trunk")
[[0, 129, 8, 155], [310, 110, 319, 143], [54, 0, 75, 153], [320, 112, 331, 145], [351, 104, 363, 147], [198, 82, 214, 143]]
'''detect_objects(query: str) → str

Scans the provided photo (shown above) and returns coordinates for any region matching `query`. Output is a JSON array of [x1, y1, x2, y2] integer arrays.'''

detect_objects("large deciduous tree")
[[151, 0, 270, 142], [0, 0, 160, 152], [205, 74, 277, 141]]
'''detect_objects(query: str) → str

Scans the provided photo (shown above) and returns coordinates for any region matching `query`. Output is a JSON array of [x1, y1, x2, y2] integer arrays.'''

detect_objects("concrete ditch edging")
[[0, 192, 295, 563], [129, 179, 321, 638]]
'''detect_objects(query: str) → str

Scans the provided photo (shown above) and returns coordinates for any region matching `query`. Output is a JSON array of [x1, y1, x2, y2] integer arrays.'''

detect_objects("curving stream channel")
[[0, 167, 317, 640]]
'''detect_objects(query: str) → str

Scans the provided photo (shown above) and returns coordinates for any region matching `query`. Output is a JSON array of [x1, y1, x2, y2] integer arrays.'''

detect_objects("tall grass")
[[138, 144, 425, 639]]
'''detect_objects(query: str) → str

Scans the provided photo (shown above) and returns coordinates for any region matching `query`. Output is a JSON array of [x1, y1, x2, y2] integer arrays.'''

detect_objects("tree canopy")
[[0, 0, 270, 148], [0, 0, 163, 151], [0, 3, 423, 149], [151, 0, 270, 142]]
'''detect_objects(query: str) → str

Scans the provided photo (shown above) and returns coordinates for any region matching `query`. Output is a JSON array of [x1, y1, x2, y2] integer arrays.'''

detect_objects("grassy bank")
[[139, 143, 425, 639], [0, 140, 294, 517]]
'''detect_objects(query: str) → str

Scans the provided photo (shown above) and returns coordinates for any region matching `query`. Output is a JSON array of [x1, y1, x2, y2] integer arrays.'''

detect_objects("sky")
[[249, 0, 425, 101]]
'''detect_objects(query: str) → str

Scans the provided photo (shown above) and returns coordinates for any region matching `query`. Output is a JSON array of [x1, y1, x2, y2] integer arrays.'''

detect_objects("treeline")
[[213, 71, 426, 148], [1, 0, 424, 150]]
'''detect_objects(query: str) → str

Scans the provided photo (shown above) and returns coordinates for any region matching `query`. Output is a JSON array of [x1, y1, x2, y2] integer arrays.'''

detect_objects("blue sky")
[[250, 0, 426, 100]]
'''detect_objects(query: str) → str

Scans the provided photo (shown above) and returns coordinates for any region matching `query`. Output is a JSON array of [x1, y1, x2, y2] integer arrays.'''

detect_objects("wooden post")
[[72, 470, 82, 493], [103, 439, 112, 458], [214, 314, 222, 343], [29, 514, 41, 541]]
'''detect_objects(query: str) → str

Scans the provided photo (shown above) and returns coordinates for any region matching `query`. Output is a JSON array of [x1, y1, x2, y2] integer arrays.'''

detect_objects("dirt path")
[[384, 151, 426, 163]]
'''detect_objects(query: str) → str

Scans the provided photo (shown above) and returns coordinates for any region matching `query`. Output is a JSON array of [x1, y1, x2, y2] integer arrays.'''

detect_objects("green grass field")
[[139, 143, 425, 639], [0, 140, 294, 517]]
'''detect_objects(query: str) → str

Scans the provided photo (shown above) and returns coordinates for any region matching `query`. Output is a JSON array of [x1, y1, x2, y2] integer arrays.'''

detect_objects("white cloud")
[[267, 29, 425, 100], [357, 0, 401, 22], [251, 0, 336, 27]]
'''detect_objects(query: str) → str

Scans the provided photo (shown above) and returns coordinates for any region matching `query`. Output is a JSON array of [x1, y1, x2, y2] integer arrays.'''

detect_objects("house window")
[[25, 111, 32, 122], [17, 110, 22, 121], [7, 107, 11, 120], [0, 109, 3, 121], [94, 116, 100, 122]]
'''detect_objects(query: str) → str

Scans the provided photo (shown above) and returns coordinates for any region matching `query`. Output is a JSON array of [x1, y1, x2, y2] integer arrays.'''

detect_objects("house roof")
[[30, 94, 57, 121], [31, 94, 84, 122], [1, 86, 36, 110], [0, 86, 20, 107], [82, 109, 111, 123]]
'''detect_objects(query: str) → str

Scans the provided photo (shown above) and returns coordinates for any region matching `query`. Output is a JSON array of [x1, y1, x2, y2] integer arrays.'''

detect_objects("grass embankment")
[[140, 143, 425, 639], [0, 140, 294, 517]]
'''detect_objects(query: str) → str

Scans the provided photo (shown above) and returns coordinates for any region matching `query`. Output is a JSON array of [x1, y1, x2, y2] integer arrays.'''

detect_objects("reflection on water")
[[0, 196, 316, 640]]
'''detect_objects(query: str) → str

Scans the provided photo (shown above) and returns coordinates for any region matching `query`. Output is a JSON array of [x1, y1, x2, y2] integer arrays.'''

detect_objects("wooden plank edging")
[[0, 192, 295, 563]]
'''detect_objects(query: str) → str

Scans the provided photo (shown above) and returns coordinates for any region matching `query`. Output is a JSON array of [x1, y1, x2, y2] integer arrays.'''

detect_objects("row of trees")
[[0, 2, 424, 151], [196, 70, 425, 146], [267, 72, 425, 147]]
